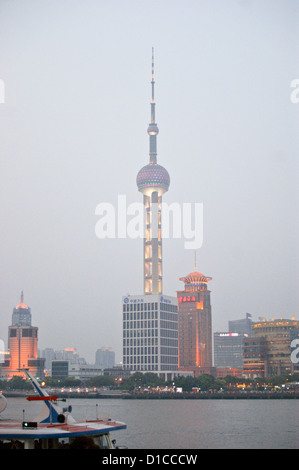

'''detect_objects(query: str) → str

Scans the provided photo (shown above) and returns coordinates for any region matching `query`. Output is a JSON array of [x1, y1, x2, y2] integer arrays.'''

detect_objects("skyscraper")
[[2, 292, 45, 378], [177, 265, 213, 375], [122, 50, 180, 380]]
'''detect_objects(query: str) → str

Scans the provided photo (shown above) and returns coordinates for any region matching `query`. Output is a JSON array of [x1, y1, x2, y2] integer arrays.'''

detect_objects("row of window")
[[124, 329, 158, 338], [124, 320, 158, 330], [9, 328, 37, 338], [160, 329, 178, 339], [160, 320, 177, 330], [123, 302, 158, 312], [123, 338, 158, 346], [124, 338, 178, 346], [123, 347, 158, 356], [123, 355, 158, 364], [123, 311, 178, 322], [123, 328, 178, 339], [123, 356, 178, 367], [161, 303, 178, 313], [123, 311, 158, 321], [123, 364, 159, 371], [160, 355, 179, 364], [161, 311, 178, 322], [123, 302, 178, 313]]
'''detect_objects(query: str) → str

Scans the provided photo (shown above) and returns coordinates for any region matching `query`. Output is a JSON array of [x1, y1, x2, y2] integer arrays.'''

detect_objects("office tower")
[[2, 292, 45, 378], [177, 266, 213, 374], [95, 347, 115, 370], [123, 50, 179, 380], [122, 294, 178, 377]]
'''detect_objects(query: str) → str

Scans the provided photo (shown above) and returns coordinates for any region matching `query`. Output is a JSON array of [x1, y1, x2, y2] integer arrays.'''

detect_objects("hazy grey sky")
[[0, 0, 298, 363]]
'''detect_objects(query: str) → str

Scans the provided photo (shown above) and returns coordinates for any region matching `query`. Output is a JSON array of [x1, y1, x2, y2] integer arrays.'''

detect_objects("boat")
[[0, 370, 126, 449]]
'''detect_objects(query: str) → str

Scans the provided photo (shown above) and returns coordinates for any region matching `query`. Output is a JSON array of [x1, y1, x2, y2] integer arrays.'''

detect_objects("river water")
[[1, 397, 298, 449]]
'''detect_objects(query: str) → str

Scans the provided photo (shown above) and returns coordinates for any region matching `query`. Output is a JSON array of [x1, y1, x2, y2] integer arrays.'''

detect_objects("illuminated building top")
[[179, 270, 212, 292]]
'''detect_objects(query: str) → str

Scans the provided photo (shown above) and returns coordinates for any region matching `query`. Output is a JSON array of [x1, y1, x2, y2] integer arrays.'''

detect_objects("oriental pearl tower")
[[136, 49, 170, 295]]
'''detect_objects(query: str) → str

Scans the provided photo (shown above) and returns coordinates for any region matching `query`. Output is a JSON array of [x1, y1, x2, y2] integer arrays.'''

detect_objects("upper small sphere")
[[137, 163, 170, 195], [147, 123, 159, 136]]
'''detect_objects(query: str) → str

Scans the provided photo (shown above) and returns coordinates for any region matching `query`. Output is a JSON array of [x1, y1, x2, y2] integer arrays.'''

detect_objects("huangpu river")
[[2, 396, 298, 449]]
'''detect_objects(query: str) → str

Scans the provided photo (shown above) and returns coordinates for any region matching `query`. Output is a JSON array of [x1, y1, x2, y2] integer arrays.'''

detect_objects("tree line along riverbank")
[[1, 372, 298, 399], [2, 390, 298, 399]]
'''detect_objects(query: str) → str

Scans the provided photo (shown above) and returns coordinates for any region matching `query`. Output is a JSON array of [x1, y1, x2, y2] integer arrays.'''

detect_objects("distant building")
[[51, 360, 69, 379], [54, 348, 85, 364], [39, 348, 87, 373], [95, 348, 115, 370], [1, 292, 45, 378], [39, 348, 56, 372], [229, 313, 253, 337], [51, 360, 103, 380], [214, 332, 247, 369], [177, 269, 213, 375]]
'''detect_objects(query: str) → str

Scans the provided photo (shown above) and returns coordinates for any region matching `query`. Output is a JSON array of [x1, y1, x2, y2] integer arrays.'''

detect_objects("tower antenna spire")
[[151, 47, 155, 121], [194, 251, 197, 272], [147, 47, 159, 163], [151, 47, 155, 86]]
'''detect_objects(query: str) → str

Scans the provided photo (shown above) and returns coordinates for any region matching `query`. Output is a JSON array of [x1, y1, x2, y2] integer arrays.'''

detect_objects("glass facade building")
[[214, 332, 247, 368]]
